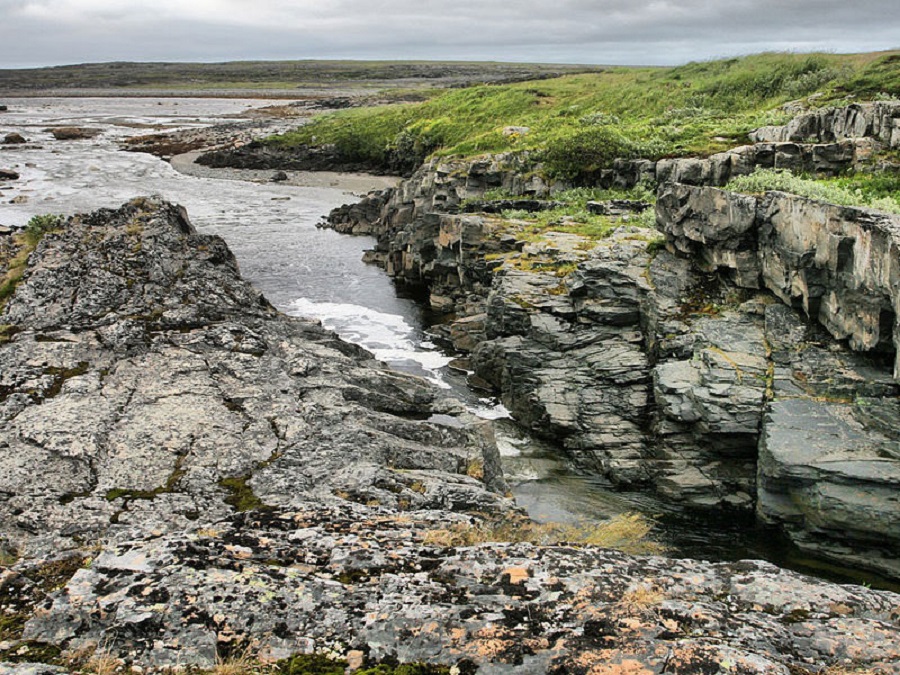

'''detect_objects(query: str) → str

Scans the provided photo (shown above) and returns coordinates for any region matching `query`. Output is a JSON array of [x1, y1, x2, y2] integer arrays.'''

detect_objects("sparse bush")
[[540, 126, 642, 181], [24, 213, 64, 246]]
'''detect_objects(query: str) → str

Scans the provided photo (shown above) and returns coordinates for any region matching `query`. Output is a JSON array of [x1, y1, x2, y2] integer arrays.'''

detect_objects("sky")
[[0, 0, 898, 69]]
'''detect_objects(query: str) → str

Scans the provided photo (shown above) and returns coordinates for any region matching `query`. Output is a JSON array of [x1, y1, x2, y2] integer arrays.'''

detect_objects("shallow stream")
[[1, 97, 894, 590]]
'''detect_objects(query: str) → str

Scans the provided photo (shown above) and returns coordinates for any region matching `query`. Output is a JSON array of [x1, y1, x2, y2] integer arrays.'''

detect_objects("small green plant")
[[219, 475, 270, 512], [23, 214, 64, 246]]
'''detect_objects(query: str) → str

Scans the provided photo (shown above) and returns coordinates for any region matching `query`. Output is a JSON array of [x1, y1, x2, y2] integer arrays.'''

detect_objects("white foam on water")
[[471, 400, 512, 421], [286, 297, 453, 387]]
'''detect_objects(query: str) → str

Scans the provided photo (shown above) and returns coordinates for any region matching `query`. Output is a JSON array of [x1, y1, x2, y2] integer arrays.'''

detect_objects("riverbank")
[[312, 100, 900, 584], [171, 150, 400, 194]]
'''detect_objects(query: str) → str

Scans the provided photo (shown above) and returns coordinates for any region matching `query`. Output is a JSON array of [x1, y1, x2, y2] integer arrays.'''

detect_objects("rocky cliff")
[[2, 198, 899, 674], [320, 102, 900, 581]]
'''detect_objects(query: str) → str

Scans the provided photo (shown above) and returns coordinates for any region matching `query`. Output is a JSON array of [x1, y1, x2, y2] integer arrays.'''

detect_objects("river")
[[1, 97, 893, 589]]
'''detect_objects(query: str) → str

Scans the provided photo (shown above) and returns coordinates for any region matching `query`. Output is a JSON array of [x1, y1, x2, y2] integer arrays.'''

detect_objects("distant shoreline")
[[0, 88, 343, 100]]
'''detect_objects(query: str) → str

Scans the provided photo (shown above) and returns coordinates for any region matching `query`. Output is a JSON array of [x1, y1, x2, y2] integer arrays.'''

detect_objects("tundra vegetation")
[[268, 51, 900, 185]]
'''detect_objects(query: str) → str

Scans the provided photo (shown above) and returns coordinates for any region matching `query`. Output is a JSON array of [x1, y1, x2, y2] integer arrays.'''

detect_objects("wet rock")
[[45, 127, 101, 141], [2, 134, 26, 145], [270, 170, 288, 182], [0, 169, 18, 181], [198, 141, 399, 176], [326, 189, 394, 235]]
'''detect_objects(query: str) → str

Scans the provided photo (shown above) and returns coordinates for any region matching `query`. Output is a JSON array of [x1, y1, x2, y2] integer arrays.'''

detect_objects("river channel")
[[1, 97, 893, 589]]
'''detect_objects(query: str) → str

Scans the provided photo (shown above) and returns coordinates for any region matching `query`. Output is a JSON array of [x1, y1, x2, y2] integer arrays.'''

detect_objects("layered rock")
[[656, 184, 900, 577], [658, 185, 900, 376], [1, 197, 899, 673], [320, 110, 900, 577], [750, 101, 900, 146]]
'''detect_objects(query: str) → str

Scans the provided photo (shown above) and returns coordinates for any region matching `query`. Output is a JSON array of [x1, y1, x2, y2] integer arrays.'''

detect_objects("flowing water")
[[1, 97, 894, 590]]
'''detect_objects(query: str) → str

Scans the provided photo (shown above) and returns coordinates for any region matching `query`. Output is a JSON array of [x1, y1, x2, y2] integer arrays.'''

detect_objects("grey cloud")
[[0, 0, 897, 68]]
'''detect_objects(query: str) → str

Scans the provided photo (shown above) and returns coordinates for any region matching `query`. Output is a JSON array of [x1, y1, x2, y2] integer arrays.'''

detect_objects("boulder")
[[2, 133, 26, 145], [46, 126, 102, 140]]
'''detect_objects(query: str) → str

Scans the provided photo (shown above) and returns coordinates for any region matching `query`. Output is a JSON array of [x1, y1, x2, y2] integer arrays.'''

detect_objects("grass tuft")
[[423, 512, 664, 556]]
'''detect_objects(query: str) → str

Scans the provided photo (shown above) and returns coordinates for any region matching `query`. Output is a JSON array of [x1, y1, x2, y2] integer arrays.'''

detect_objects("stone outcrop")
[[123, 120, 298, 160], [750, 101, 900, 146], [319, 103, 900, 579], [45, 127, 101, 141], [4, 198, 899, 673], [656, 184, 900, 577], [658, 185, 900, 376], [1, 197, 899, 673]]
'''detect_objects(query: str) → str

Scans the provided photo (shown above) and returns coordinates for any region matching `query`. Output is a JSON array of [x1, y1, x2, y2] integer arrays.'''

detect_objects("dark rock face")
[[658, 185, 900, 376], [326, 189, 395, 235], [0, 168, 19, 180], [319, 103, 900, 579], [197, 141, 401, 176], [2, 133, 26, 145], [657, 184, 900, 577], [2, 197, 898, 673]]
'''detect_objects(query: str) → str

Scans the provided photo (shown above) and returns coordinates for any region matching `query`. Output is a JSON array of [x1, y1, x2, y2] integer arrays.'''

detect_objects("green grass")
[[0, 214, 65, 310], [726, 168, 900, 214], [502, 207, 621, 240], [267, 51, 900, 182]]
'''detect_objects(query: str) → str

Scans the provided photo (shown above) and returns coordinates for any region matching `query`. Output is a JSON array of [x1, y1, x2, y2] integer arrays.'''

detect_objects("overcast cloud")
[[0, 0, 897, 68]]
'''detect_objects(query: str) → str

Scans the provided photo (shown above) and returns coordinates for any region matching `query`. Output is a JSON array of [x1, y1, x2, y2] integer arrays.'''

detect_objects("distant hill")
[[0, 60, 608, 97]]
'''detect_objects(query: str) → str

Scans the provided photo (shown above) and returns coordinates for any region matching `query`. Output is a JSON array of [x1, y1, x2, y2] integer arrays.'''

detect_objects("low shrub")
[[24, 213, 64, 246], [726, 168, 900, 215]]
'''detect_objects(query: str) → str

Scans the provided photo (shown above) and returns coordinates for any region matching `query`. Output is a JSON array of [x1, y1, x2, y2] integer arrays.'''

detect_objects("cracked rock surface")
[[1, 197, 899, 673]]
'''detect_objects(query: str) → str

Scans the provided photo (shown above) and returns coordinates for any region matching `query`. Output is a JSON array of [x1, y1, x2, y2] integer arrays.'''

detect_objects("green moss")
[[0, 640, 64, 664], [275, 654, 347, 675], [272, 655, 452, 675], [219, 475, 270, 512], [105, 459, 187, 503], [0, 555, 88, 649], [335, 569, 369, 585], [357, 665, 452, 675], [41, 362, 90, 399], [0, 323, 21, 344]]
